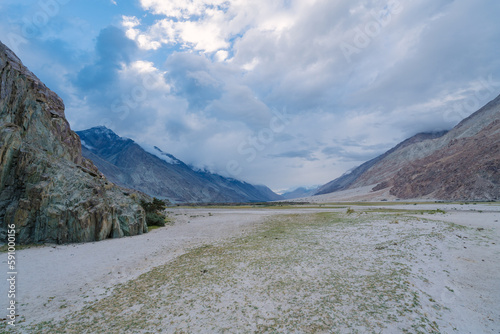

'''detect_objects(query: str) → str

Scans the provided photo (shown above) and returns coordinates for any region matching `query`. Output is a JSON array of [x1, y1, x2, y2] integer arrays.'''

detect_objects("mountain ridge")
[[315, 131, 448, 195], [315, 94, 500, 201], [77, 127, 283, 203], [282, 186, 319, 200]]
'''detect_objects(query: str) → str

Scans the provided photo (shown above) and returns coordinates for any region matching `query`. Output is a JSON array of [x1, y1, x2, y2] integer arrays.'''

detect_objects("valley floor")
[[1, 203, 499, 333]]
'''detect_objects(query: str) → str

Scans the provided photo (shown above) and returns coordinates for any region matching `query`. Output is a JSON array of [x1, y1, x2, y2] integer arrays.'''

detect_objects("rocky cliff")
[[0, 41, 148, 244], [77, 127, 283, 203], [316, 94, 500, 201]]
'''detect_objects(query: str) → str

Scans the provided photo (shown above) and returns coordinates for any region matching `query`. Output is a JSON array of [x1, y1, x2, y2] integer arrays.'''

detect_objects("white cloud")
[[215, 50, 228, 62], [122, 16, 162, 50], [242, 58, 259, 71], [12, 0, 498, 190], [122, 16, 140, 39], [129, 0, 309, 55], [176, 19, 228, 52], [108, 0, 500, 189], [139, 0, 228, 18]]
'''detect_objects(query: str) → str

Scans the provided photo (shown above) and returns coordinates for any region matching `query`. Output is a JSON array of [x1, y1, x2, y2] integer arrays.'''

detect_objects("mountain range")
[[314, 94, 500, 201], [281, 186, 319, 200], [1, 38, 499, 245], [77, 127, 283, 203]]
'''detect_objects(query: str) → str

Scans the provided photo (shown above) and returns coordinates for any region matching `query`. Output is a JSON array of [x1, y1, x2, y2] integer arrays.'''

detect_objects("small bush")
[[141, 197, 169, 227], [146, 212, 166, 227], [141, 198, 168, 213], [428, 209, 446, 215]]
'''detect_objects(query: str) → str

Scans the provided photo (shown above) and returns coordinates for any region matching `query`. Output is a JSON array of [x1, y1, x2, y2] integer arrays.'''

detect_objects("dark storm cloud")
[[73, 26, 137, 91]]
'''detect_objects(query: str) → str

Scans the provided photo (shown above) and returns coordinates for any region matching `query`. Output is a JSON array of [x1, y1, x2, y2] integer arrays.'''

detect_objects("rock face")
[[0, 41, 147, 244], [77, 127, 283, 203], [316, 94, 500, 201]]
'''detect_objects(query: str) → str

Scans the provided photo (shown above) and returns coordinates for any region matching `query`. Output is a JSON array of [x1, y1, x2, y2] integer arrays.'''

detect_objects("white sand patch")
[[0, 209, 279, 326], [0, 204, 498, 333]]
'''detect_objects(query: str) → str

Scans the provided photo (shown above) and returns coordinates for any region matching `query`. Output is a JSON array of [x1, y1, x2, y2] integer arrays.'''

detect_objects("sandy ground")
[[0, 208, 338, 327], [1, 204, 499, 333]]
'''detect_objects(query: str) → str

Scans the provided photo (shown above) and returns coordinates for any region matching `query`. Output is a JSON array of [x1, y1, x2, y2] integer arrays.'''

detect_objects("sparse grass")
[[175, 200, 497, 211], [363, 208, 447, 215], [21, 209, 471, 333], [428, 209, 446, 214], [0, 243, 45, 253]]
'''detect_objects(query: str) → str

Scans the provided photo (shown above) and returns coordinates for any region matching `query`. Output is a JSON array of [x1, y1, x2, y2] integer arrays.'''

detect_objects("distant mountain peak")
[[281, 186, 319, 200], [77, 127, 282, 203], [86, 126, 128, 141], [88, 125, 114, 133]]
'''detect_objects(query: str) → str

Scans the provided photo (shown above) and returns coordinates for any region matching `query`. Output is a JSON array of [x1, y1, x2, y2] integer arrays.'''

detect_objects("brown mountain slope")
[[315, 131, 447, 195], [389, 118, 500, 200], [0, 41, 147, 244], [316, 93, 500, 201]]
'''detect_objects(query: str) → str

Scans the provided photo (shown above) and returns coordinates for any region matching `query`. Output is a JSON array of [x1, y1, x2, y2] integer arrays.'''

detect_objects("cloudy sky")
[[1, 0, 499, 192]]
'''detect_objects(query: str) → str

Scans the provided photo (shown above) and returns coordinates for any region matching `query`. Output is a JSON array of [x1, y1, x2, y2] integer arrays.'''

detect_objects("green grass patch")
[[146, 225, 162, 231]]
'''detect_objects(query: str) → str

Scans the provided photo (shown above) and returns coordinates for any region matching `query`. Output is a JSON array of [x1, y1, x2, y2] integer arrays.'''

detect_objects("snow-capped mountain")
[[77, 127, 282, 203]]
